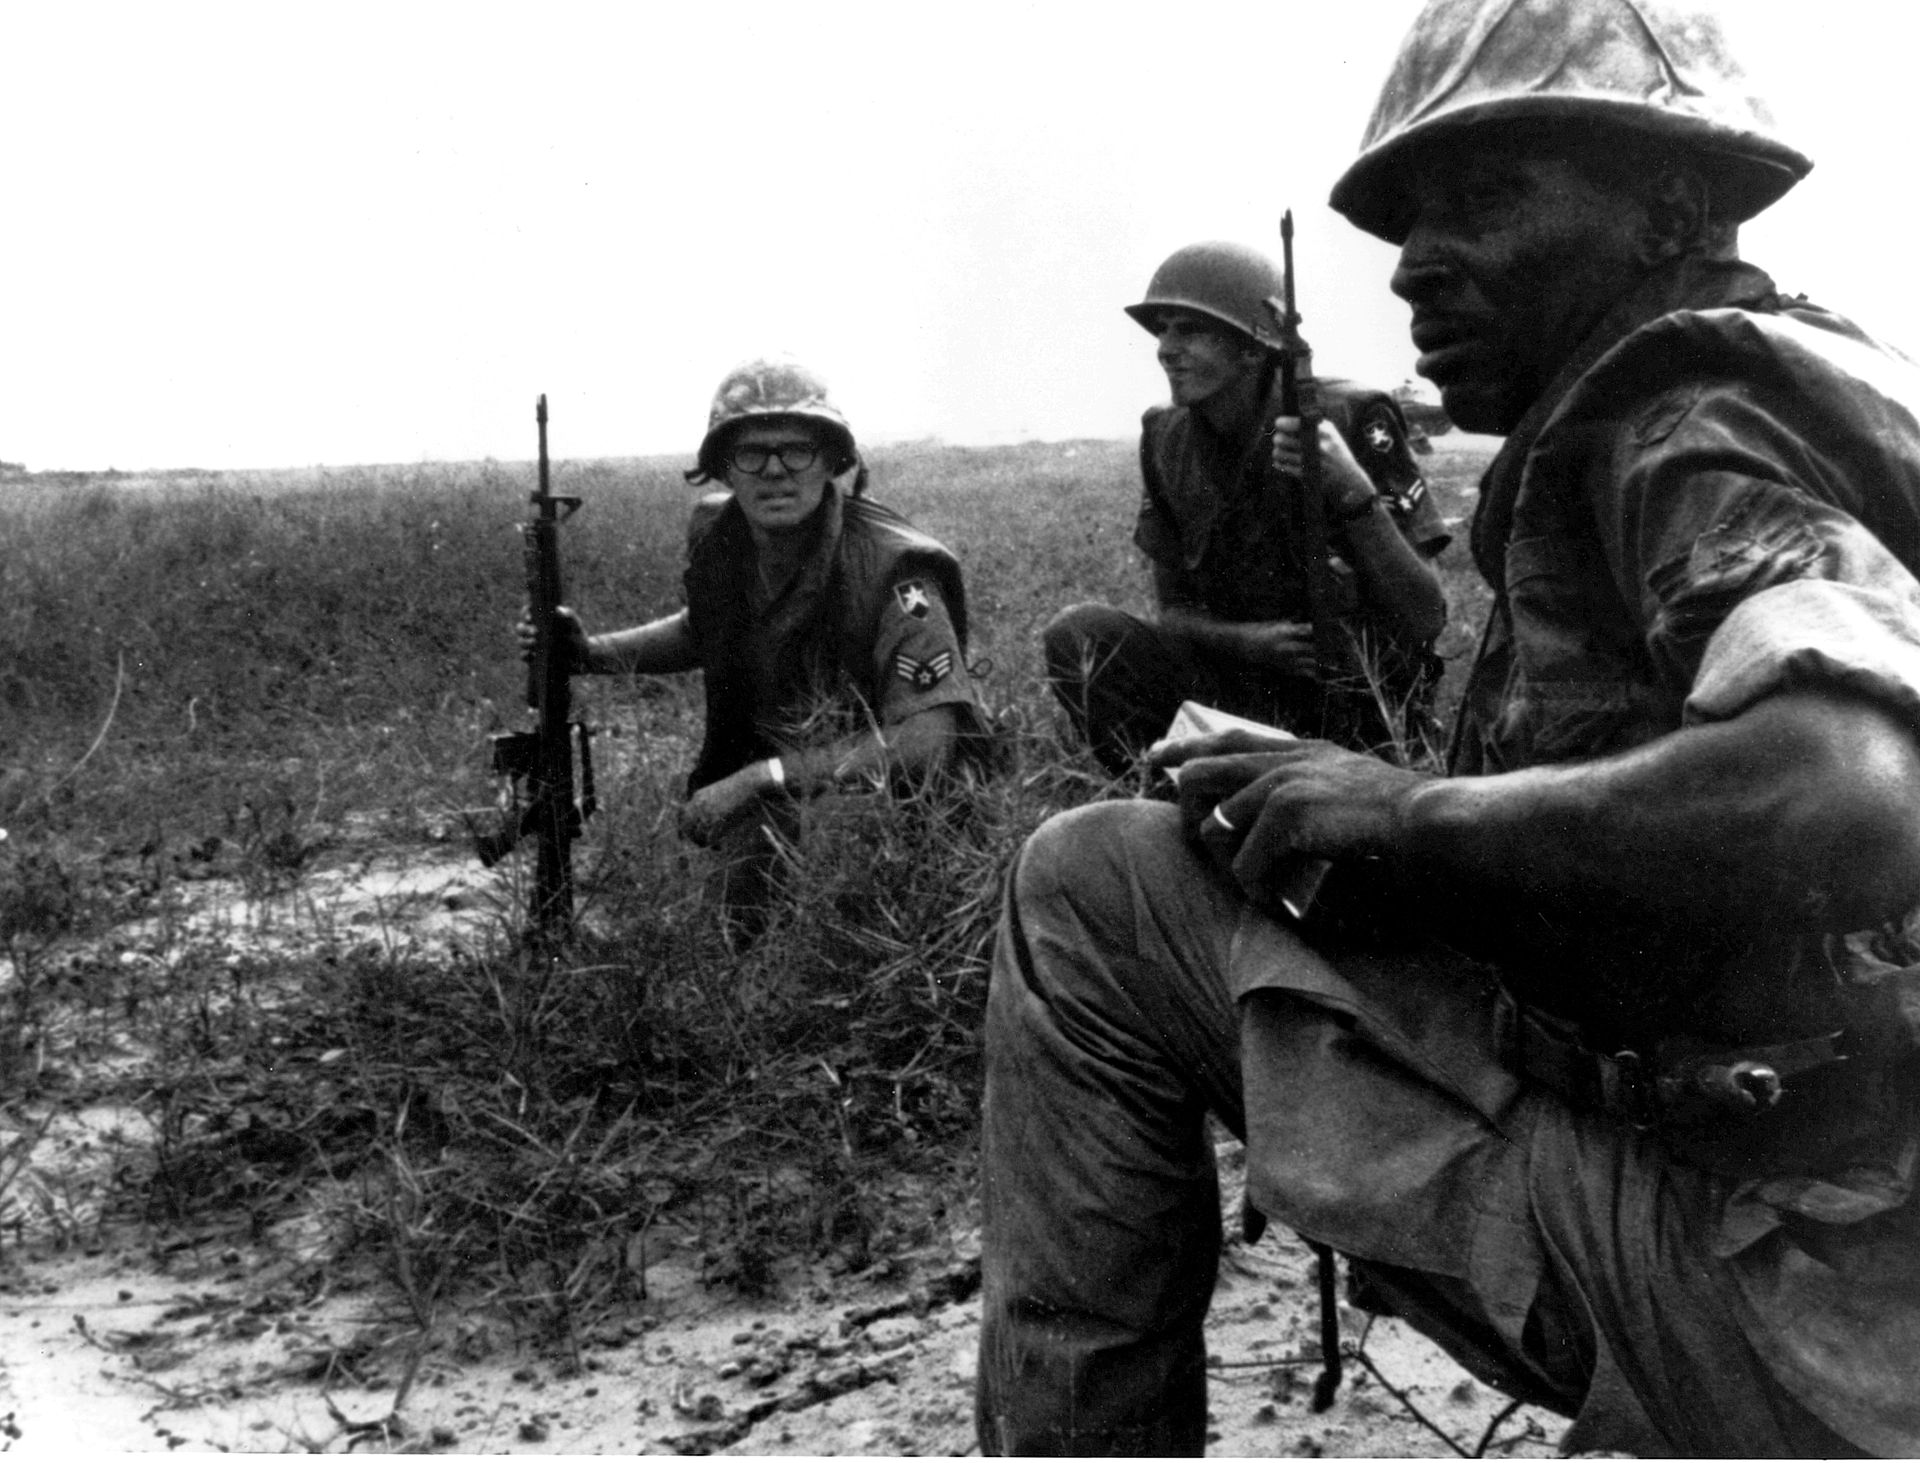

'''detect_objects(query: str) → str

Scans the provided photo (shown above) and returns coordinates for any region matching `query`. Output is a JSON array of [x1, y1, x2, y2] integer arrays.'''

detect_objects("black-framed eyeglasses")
[[730, 443, 820, 476]]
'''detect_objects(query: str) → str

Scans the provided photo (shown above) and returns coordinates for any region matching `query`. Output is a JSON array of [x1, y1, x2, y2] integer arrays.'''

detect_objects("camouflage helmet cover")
[[1124, 241, 1288, 352], [696, 356, 857, 479], [1330, 0, 1813, 243]]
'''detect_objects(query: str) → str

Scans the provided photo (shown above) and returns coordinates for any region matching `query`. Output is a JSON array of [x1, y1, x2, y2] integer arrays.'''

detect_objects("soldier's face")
[[724, 422, 832, 538], [1389, 147, 1650, 434], [1154, 310, 1262, 409]]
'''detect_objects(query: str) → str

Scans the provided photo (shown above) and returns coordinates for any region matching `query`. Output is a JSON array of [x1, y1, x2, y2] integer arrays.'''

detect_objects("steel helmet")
[[1124, 242, 1287, 352], [1330, 0, 1813, 244], [694, 356, 857, 480]]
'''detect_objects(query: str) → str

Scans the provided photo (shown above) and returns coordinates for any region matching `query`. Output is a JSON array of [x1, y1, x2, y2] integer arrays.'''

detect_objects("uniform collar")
[[1471, 257, 1783, 582]]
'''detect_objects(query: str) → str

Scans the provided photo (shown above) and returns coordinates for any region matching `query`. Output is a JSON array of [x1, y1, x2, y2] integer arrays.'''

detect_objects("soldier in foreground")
[[1042, 240, 1450, 773], [529, 358, 988, 938], [978, 0, 1920, 1455]]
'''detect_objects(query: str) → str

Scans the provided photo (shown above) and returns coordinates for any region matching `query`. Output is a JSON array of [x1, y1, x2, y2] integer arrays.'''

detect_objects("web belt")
[[1511, 1002, 1848, 1127]]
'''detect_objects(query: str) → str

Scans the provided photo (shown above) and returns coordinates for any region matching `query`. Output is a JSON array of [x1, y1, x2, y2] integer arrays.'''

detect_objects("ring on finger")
[[1209, 806, 1237, 835]]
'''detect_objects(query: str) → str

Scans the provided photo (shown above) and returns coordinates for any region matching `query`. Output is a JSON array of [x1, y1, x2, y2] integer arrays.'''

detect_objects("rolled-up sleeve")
[[1686, 578, 1920, 730], [1609, 389, 1920, 731]]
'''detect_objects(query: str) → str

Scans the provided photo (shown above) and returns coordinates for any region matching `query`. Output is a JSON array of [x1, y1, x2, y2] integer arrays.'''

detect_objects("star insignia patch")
[[894, 581, 932, 618], [895, 649, 952, 689], [1365, 418, 1396, 454]]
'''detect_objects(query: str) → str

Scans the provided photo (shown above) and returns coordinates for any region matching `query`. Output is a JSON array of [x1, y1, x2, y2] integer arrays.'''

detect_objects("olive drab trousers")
[[975, 800, 1865, 1457]]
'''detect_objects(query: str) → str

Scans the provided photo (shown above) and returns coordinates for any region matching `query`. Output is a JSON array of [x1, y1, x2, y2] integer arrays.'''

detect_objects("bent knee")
[[1015, 800, 1185, 905], [1041, 602, 1133, 671]]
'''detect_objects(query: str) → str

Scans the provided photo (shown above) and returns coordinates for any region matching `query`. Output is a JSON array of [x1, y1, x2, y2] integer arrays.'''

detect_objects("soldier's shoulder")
[[845, 494, 956, 561], [1318, 376, 1401, 421], [1140, 403, 1191, 460], [1142, 401, 1187, 434], [685, 491, 734, 550]]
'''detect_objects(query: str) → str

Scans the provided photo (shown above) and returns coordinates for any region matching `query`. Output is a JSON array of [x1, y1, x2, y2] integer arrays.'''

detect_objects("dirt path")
[[0, 845, 1564, 1456], [1, 1215, 1561, 1456]]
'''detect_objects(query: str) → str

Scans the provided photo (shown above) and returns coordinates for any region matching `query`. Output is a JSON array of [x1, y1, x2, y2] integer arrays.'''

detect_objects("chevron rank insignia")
[[894, 580, 932, 618], [895, 649, 952, 689]]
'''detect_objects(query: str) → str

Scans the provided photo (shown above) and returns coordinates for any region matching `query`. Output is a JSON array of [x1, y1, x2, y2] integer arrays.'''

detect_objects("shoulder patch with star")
[[1362, 408, 1399, 455], [893, 580, 932, 618]]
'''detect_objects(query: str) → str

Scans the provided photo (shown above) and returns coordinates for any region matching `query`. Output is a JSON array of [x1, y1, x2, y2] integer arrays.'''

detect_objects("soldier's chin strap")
[[1242, 1198, 1344, 1410]]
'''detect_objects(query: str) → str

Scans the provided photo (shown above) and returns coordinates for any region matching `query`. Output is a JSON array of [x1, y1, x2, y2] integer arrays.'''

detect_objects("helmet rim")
[[1329, 0, 1813, 245], [1332, 96, 1811, 244], [1124, 241, 1288, 353], [695, 357, 858, 480]]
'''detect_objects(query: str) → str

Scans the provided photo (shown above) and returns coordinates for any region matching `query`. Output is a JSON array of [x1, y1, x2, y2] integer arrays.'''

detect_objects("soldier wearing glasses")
[[533, 357, 986, 930]]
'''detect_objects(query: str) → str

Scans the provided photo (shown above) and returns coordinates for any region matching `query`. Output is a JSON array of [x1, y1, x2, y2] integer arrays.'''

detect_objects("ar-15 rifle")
[[476, 394, 596, 944], [1266, 210, 1344, 677], [1262, 216, 1345, 1410]]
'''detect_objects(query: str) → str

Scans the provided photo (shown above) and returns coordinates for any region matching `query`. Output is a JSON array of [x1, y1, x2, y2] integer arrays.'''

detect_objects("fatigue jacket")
[[681, 480, 980, 792], [1135, 378, 1451, 737], [1424, 256, 1920, 1450], [1135, 377, 1450, 625], [1436, 260, 1920, 1061]]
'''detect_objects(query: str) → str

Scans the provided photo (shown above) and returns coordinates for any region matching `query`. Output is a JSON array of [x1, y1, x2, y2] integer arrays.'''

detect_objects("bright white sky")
[[1, 1, 1910, 472]]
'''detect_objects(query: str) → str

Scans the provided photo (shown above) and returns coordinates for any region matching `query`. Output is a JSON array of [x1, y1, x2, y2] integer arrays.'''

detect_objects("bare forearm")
[[1158, 604, 1270, 662], [1341, 505, 1447, 644], [586, 610, 698, 676], [1399, 691, 1920, 933], [777, 704, 962, 796]]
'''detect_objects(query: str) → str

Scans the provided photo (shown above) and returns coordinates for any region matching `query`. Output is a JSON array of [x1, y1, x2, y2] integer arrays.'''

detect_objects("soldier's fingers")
[[1192, 797, 1247, 878], [1150, 728, 1289, 770], [1229, 788, 1310, 899], [1170, 752, 1296, 807]]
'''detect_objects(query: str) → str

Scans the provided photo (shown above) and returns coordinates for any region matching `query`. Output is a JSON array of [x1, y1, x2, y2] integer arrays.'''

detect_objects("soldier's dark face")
[[1389, 146, 1651, 434], [1153, 309, 1263, 410]]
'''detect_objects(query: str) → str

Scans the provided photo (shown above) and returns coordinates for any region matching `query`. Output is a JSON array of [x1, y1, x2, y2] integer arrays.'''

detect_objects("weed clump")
[[0, 438, 1497, 1347]]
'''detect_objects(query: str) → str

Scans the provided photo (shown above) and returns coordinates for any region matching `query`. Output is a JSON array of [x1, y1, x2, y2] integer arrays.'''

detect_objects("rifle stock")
[[478, 394, 596, 945]]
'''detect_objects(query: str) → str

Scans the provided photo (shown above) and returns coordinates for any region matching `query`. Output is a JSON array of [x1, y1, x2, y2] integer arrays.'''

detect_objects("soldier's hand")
[[1162, 738, 1427, 901], [517, 605, 591, 674], [1240, 620, 1319, 676], [1272, 416, 1377, 519]]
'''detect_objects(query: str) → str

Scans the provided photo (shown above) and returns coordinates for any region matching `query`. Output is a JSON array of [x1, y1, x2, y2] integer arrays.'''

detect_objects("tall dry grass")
[[0, 436, 1495, 1333]]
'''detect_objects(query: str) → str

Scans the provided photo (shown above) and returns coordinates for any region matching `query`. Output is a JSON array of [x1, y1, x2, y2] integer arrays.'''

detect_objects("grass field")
[[0, 434, 1497, 1343]]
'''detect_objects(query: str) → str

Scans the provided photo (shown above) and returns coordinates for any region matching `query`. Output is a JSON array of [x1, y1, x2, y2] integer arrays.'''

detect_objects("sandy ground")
[[0, 1212, 1563, 1456], [0, 843, 1566, 1456]]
